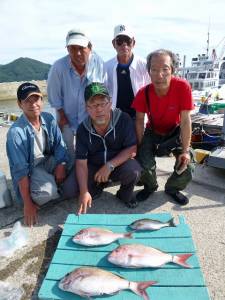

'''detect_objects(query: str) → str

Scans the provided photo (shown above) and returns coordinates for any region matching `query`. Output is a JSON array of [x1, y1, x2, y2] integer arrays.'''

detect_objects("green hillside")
[[0, 57, 51, 83]]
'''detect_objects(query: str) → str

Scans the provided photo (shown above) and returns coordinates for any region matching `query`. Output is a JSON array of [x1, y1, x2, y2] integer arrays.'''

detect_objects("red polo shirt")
[[132, 76, 194, 135]]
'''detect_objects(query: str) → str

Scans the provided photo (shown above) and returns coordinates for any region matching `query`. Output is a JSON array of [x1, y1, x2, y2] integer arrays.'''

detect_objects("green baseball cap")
[[84, 82, 109, 102]]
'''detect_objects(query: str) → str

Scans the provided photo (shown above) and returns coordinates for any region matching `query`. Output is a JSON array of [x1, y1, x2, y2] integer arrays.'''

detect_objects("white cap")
[[66, 28, 90, 47], [113, 24, 134, 39]]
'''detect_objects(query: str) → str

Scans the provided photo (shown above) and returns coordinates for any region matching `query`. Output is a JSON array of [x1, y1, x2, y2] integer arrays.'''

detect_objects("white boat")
[[179, 35, 225, 96], [180, 52, 225, 92]]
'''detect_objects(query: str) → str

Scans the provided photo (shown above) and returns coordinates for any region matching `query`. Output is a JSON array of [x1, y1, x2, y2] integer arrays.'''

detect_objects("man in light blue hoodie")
[[48, 28, 107, 163]]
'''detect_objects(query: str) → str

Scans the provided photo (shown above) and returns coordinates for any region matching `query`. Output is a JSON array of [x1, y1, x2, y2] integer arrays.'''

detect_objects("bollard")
[[0, 170, 12, 208]]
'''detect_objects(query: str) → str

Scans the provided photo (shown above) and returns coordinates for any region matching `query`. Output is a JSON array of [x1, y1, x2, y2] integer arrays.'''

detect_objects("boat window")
[[203, 61, 213, 66], [189, 73, 197, 79], [194, 82, 199, 89], [207, 73, 210, 78], [199, 73, 206, 79], [220, 71, 225, 79]]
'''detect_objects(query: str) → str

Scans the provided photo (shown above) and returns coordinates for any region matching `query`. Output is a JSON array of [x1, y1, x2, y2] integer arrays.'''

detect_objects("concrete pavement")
[[0, 126, 225, 300]]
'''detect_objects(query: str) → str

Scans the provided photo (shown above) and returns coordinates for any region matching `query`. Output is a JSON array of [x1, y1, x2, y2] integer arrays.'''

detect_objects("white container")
[[0, 170, 12, 208]]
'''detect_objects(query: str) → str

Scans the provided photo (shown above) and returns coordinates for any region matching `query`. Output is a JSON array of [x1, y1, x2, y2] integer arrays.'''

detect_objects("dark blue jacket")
[[76, 108, 136, 166]]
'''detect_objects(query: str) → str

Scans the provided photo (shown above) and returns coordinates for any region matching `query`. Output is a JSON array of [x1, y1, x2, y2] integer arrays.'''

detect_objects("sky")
[[1, 0, 225, 66]]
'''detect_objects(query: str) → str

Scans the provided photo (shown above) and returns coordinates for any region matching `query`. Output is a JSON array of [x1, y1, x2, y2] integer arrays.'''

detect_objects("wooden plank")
[[39, 280, 210, 300], [38, 214, 211, 300], [56, 235, 196, 252], [51, 249, 199, 269], [61, 223, 192, 238], [65, 213, 174, 225], [45, 264, 206, 286]]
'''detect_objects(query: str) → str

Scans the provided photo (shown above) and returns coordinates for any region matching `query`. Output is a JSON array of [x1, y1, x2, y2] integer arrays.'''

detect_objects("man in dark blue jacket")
[[76, 82, 142, 214]]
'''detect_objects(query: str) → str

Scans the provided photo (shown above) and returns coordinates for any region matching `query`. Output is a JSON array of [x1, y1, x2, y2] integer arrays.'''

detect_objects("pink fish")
[[59, 267, 156, 300], [108, 244, 193, 268], [72, 227, 132, 246]]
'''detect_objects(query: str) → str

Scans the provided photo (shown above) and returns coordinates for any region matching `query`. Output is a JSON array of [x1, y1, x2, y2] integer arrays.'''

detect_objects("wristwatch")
[[106, 162, 115, 172], [182, 149, 190, 154]]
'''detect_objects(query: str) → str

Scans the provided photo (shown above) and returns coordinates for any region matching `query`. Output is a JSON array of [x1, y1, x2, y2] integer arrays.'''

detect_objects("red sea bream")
[[108, 243, 193, 268], [72, 227, 132, 246], [59, 266, 156, 299]]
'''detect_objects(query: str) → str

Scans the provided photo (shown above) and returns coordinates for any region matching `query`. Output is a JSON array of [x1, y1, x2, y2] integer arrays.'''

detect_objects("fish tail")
[[129, 280, 157, 300], [124, 232, 133, 239], [173, 253, 193, 268], [168, 217, 176, 227]]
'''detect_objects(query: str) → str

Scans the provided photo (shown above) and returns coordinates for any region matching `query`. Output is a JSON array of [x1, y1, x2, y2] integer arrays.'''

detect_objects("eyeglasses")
[[86, 101, 110, 111], [115, 36, 133, 46]]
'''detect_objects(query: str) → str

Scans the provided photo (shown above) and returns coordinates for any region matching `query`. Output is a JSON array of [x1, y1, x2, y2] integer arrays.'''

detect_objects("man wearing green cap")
[[75, 82, 142, 214]]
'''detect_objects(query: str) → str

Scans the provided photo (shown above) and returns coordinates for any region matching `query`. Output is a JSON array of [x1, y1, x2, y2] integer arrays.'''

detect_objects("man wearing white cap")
[[48, 28, 106, 163], [105, 24, 150, 119]]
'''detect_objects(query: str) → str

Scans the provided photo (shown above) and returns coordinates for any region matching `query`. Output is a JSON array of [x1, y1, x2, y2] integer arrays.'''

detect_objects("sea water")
[[0, 97, 54, 116]]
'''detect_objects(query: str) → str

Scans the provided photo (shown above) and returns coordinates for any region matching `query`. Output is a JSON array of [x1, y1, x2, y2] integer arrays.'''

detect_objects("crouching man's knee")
[[30, 177, 60, 206]]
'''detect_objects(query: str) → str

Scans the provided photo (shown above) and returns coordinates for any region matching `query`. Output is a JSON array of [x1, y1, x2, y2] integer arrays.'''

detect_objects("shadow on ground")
[[31, 228, 62, 300]]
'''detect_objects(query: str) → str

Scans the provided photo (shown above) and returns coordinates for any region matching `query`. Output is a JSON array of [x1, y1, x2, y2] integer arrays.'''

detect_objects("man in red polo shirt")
[[132, 49, 194, 205]]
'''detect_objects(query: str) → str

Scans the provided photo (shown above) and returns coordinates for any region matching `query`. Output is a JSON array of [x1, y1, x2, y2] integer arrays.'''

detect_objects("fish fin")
[[82, 295, 93, 300], [168, 217, 176, 227], [173, 253, 193, 268], [79, 291, 93, 299], [124, 232, 133, 239], [129, 280, 157, 300]]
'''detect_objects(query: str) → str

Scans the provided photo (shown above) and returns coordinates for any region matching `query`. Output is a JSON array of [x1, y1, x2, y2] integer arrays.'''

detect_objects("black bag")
[[144, 85, 181, 157]]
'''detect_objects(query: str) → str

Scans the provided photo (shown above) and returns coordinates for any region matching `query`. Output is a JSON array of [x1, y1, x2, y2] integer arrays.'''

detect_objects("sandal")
[[116, 191, 138, 209], [124, 199, 138, 208]]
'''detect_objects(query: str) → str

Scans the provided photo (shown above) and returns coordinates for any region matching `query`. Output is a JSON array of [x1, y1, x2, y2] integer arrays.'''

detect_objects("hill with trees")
[[0, 57, 51, 83]]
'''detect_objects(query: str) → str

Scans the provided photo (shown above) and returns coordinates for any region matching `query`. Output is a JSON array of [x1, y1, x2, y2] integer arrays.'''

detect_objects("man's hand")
[[24, 201, 39, 227], [55, 164, 66, 184], [94, 164, 111, 183], [177, 152, 190, 169], [58, 109, 69, 129], [77, 192, 92, 215]]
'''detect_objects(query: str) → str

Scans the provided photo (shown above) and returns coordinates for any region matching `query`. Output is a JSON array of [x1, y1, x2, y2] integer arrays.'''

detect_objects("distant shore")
[[0, 80, 47, 101]]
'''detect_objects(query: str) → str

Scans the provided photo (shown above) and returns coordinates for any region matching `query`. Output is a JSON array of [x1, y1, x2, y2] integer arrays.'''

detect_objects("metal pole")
[[221, 109, 225, 141], [182, 55, 186, 77]]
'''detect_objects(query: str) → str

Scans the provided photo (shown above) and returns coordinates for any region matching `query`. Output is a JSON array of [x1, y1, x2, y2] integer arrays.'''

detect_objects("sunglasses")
[[115, 36, 133, 46]]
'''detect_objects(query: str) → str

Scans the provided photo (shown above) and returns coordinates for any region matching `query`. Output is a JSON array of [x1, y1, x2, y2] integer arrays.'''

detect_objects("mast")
[[206, 19, 210, 57], [206, 29, 209, 57]]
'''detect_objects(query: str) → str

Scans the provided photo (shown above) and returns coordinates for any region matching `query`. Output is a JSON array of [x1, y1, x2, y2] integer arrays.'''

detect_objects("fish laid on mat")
[[72, 227, 132, 246], [129, 217, 176, 231], [59, 266, 156, 300], [108, 244, 193, 268]]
